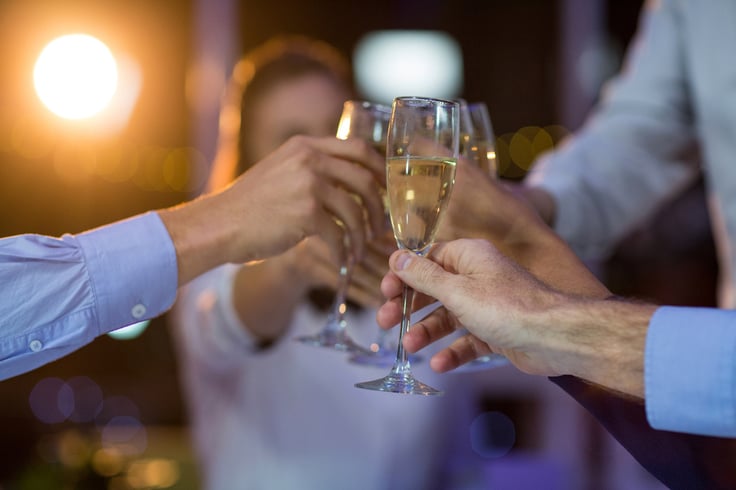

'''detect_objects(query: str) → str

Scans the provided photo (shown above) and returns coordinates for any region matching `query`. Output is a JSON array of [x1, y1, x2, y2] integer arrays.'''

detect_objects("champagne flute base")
[[355, 370, 443, 396], [349, 350, 422, 368], [295, 329, 371, 355]]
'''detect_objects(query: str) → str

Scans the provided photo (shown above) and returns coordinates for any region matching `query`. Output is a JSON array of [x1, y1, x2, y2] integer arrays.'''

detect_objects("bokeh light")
[[91, 447, 126, 478], [34, 34, 119, 120], [495, 124, 570, 179], [101, 415, 148, 456], [354, 30, 463, 103], [469, 411, 516, 459], [127, 458, 180, 489], [66, 376, 103, 423], [108, 320, 150, 340], [95, 395, 141, 429], [29, 377, 74, 424]]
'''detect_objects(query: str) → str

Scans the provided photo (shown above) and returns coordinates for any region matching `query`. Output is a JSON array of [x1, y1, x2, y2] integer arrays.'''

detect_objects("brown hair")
[[207, 36, 352, 192]]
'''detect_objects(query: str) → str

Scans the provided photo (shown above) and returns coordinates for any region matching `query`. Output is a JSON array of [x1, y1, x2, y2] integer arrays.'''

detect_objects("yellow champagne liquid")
[[468, 139, 498, 177], [386, 156, 457, 253]]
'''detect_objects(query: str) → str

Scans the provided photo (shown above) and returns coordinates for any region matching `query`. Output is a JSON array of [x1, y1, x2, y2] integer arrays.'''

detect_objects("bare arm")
[[230, 233, 393, 345], [159, 135, 386, 287]]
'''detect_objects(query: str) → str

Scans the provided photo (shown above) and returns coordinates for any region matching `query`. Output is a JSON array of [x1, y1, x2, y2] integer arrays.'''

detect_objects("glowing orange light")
[[34, 34, 118, 120]]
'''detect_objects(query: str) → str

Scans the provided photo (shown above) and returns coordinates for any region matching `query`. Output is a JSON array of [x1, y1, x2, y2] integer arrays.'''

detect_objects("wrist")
[[536, 295, 654, 398]]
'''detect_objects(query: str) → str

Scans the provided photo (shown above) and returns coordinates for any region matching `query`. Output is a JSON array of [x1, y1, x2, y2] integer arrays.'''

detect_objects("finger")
[[346, 281, 382, 308], [311, 152, 385, 237], [376, 296, 404, 329], [349, 265, 383, 300], [379, 270, 404, 300], [388, 249, 455, 303], [309, 136, 385, 181], [380, 270, 437, 313], [313, 211, 349, 267], [361, 241, 393, 275], [429, 335, 494, 373], [402, 307, 458, 353], [318, 185, 367, 260], [304, 253, 343, 291]]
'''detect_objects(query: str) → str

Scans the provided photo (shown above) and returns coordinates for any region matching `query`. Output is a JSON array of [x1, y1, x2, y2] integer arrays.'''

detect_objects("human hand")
[[439, 159, 549, 255], [377, 239, 591, 377], [226, 135, 386, 262], [160, 135, 385, 285], [349, 229, 395, 308], [439, 159, 610, 298], [288, 226, 395, 307]]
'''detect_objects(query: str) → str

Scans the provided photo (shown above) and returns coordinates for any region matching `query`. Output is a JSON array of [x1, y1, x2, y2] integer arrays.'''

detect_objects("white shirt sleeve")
[[172, 264, 262, 373], [525, 0, 700, 259]]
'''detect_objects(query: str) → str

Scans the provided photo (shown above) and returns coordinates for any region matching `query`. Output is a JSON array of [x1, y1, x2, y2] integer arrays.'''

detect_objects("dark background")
[[0, 0, 716, 487]]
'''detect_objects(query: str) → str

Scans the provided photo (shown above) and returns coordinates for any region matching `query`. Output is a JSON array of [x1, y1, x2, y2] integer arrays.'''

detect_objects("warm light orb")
[[34, 34, 118, 120]]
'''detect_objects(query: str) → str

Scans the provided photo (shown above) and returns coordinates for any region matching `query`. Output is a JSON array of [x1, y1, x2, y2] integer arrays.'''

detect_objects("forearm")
[[511, 184, 556, 227], [231, 254, 311, 344], [511, 231, 610, 299], [157, 193, 239, 287], [535, 296, 657, 398]]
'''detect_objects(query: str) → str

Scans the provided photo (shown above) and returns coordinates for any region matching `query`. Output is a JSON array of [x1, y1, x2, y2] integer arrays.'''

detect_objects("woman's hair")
[[207, 35, 352, 192]]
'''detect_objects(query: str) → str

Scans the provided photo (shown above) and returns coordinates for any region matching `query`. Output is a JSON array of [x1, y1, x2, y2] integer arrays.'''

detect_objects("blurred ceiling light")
[[34, 34, 119, 120], [354, 30, 463, 104]]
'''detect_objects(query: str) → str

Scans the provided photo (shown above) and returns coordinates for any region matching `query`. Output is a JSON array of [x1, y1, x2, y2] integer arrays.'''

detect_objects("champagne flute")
[[333, 101, 404, 366], [456, 100, 509, 372], [456, 98, 476, 160], [334, 101, 424, 367], [356, 96, 459, 395], [294, 102, 386, 354], [467, 101, 498, 177]]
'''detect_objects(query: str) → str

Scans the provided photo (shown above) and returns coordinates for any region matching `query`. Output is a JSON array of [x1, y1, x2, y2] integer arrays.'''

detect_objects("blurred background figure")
[[171, 35, 469, 490]]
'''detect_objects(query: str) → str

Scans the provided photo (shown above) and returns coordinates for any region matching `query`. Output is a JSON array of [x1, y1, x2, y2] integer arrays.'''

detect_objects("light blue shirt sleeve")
[[645, 305, 736, 437], [0, 212, 178, 380]]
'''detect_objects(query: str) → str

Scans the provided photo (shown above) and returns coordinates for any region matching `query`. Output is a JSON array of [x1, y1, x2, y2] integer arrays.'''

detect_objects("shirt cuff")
[[73, 212, 178, 334], [645, 306, 736, 437]]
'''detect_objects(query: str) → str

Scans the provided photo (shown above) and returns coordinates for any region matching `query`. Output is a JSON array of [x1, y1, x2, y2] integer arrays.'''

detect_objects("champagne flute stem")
[[323, 255, 354, 338], [391, 283, 414, 375]]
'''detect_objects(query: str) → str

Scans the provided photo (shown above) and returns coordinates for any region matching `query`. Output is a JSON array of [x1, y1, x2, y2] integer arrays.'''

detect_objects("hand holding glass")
[[293, 101, 383, 354], [355, 96, 459, 395]]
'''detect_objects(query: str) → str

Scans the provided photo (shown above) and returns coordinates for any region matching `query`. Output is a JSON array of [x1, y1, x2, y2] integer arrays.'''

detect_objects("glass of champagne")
[[467, 101, 498, 177], [355, 96, 459, 395], [457, 100, 509, 372], [333, 100, 403, 366], [294, 101, 389, 354]]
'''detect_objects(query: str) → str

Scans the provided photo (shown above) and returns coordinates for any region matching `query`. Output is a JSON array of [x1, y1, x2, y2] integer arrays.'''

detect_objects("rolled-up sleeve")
[[0, 212, 177, 380], [645, 306, 736, 437]]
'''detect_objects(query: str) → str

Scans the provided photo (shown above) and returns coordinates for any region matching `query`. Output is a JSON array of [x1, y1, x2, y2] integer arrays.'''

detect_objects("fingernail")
[[395, 251, 413, 270]]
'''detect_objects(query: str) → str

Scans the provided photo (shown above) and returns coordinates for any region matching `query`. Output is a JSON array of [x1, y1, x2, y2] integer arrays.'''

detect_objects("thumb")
[[390, 250, 452, 301]]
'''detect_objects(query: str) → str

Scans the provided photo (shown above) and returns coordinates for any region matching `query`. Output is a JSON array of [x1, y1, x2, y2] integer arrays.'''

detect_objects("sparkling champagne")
[[386, 155, 457, 253], [470, 139, 498, 177]]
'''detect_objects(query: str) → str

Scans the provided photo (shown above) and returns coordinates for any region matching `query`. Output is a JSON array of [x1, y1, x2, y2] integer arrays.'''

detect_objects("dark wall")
[[238, 0, 560, 135]]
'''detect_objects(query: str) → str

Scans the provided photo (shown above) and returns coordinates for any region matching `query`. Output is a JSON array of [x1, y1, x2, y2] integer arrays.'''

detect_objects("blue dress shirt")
[[646, 306, 736, 437], [0, 212, 177, 380]]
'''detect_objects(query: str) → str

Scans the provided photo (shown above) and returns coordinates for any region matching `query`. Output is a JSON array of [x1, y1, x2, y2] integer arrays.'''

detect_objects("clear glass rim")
[[343, 99, 392, 113], [392, 95, 459, 108]]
